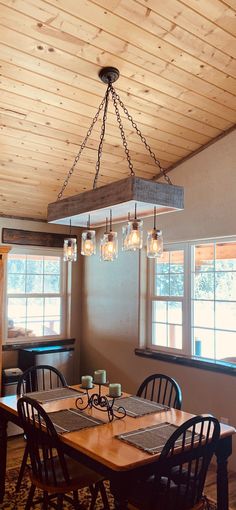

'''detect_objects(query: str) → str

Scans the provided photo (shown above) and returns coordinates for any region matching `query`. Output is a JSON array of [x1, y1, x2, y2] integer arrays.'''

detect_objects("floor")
[[5, 436, 236, 509]]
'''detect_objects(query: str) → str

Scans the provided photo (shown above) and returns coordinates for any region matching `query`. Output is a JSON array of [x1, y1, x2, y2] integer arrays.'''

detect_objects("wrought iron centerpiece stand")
[[75, 383, 126, 422]]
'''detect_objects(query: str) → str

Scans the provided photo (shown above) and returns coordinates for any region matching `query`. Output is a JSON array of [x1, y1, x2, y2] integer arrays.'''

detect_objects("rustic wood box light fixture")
[[47, 67, 184, 260]]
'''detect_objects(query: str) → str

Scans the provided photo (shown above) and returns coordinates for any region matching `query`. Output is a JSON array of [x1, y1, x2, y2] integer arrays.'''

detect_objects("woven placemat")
[[47, 408, 105, 434], [24, 386, 85, 403], [113, 396, 169, 417], [117, 422, 194, 454]]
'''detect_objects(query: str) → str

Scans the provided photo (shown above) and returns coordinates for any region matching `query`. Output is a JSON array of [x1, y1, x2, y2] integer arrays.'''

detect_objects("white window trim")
[[4, 245, 68, 345], [143, 235, 236, 362], [146, 242, 190, 356]]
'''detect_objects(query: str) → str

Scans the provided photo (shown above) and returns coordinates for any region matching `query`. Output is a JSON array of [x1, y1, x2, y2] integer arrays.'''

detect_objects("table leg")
[[110, 472, 130, 509], [215, 435, 232, 510], [0, 415, 8, 503]]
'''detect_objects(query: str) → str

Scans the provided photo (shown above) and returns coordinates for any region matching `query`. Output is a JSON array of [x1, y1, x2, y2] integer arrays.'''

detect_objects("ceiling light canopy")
[[47, 67, 184, 260]]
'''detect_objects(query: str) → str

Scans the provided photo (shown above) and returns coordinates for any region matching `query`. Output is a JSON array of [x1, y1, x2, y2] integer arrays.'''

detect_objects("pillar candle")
[[108, 383, 122, 398], [81, 375, 93, 389], [94, 370, 107, 384]]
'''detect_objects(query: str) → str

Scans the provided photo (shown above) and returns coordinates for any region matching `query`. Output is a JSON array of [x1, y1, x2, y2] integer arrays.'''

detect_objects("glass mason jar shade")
[[100, 232, 118, 261], [147, 229, 163, 258], [63, 238, 77, 262], [123, 220, 143, 251], [81, 230, 96, 256]]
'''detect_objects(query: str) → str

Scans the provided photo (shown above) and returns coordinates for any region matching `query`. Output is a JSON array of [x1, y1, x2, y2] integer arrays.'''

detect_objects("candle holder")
[[75, 383, 126, 422]]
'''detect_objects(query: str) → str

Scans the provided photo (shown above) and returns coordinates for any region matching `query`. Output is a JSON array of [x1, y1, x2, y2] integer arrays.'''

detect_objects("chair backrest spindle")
[[17, 365, 67, 396], [137, 373, 182, 410], [152, 415, 220, 510]]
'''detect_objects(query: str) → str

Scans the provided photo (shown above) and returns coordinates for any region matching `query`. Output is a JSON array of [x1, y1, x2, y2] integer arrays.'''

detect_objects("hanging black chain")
[[110, 85, 172, 185], [57, 95, 107, 200], [110, 86, 135, 177], [57, 75, 172, 201], [93, 83, 111, 189]]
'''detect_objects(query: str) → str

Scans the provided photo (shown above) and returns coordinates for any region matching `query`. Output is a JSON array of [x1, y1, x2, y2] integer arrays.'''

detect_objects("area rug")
[[0, 468, 115, 509], [0, 468, 217, 509]]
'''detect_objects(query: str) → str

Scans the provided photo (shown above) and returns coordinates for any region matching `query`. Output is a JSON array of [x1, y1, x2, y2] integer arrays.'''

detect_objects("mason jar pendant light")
[[63, 220, 77, 262], [81, 215, 96, 256], [100, 211, 118, 262], [147, 206, 163, 258], [122, 203, 143, 251]]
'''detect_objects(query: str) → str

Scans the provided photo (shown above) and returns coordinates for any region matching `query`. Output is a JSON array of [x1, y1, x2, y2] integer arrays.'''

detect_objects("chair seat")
[[30, 455, 104, 493], [128, 474, 203, 510]]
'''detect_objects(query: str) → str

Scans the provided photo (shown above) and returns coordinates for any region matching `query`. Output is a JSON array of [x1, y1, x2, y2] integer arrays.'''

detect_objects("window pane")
[[152, 301, 167, 323], [8, 274, 25, 294], [27, 256, 43, 274], [170, 274, 184, 296], [155, 252, 169, 274], [8, 297, 26, 319], [170, 251, 184, 273], [193, 272, 214, 299], [168, 324, 182, 349], [168, 301, 182, 325], [8, 298, 27, 338], [194, 244, 214, 272], [45, 297, 61, 316], [192, 328, 215, 359], [26, 275, 43, 293], [155, 275, 169, 296], [8, 323, 27, 338], [152, 323, 167, 347], [215, 272, 236, 300], [215, 302, 236, 331], [8, 255, 26, 274], [215, 242, 236, 271], [27, 320, 43, 337], [44, 275, 60, 293], [27, 298, 44, 318], [44, 257, 60, 274], [216, 330, 236, 361], [7, 253, 63, 340], [44, 319, 60, 336], [194, 300, 214, 328]]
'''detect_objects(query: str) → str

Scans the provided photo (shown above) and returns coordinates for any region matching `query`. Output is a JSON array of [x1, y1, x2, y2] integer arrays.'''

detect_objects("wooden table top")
[[0, 385, 235, 472]]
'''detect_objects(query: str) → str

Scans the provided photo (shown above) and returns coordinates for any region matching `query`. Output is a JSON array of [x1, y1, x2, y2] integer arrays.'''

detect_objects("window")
[[192, 241, 236, 362], [6, 250, 67, 342], [148, 245, 188, 355], [147, 238, 236, 363]]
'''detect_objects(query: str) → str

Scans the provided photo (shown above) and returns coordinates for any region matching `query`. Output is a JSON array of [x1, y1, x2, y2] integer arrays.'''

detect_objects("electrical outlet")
[[220, 417, 229, 425]]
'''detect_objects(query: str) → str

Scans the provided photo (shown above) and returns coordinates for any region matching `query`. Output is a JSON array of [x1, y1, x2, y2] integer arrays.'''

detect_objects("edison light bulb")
[[100, 232, 118, 261], [128, 228, 140, 248], [123, 220, 143, 251], [81, 230, 96, 256], [147, 229, 163, 258], [63, 238, 77, 262]]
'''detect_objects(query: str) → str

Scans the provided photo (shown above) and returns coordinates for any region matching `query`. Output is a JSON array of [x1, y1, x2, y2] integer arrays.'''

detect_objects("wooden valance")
[[2, 228, 77, 248]]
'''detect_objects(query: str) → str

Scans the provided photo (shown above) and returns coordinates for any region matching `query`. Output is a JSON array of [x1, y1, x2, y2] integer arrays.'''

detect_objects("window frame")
[[145, 236, 236, 363], [5, 246, 68, 344], [190, 236, 236, 362], [147, 242, 190, 356]]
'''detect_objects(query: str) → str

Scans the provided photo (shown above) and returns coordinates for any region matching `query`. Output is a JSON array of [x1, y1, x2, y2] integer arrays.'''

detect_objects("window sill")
[[2, 338, 75, 351], [135, 348, 236, 376]]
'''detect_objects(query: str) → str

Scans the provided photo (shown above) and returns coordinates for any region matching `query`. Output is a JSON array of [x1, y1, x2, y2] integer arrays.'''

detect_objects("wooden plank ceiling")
[[0, 0, 235, 221]]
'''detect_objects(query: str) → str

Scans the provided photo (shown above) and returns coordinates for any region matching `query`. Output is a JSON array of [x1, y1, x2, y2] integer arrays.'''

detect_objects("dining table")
[[0, 384, 235, 510]]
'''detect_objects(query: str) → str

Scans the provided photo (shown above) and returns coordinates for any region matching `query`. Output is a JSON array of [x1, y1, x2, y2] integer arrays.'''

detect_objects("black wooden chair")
[[136, 373, 182, 410], [16, 364, 67, 396], [16, 365, 68, 491], [17, 396, 109, 510], [127, 415, 220, 510]]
